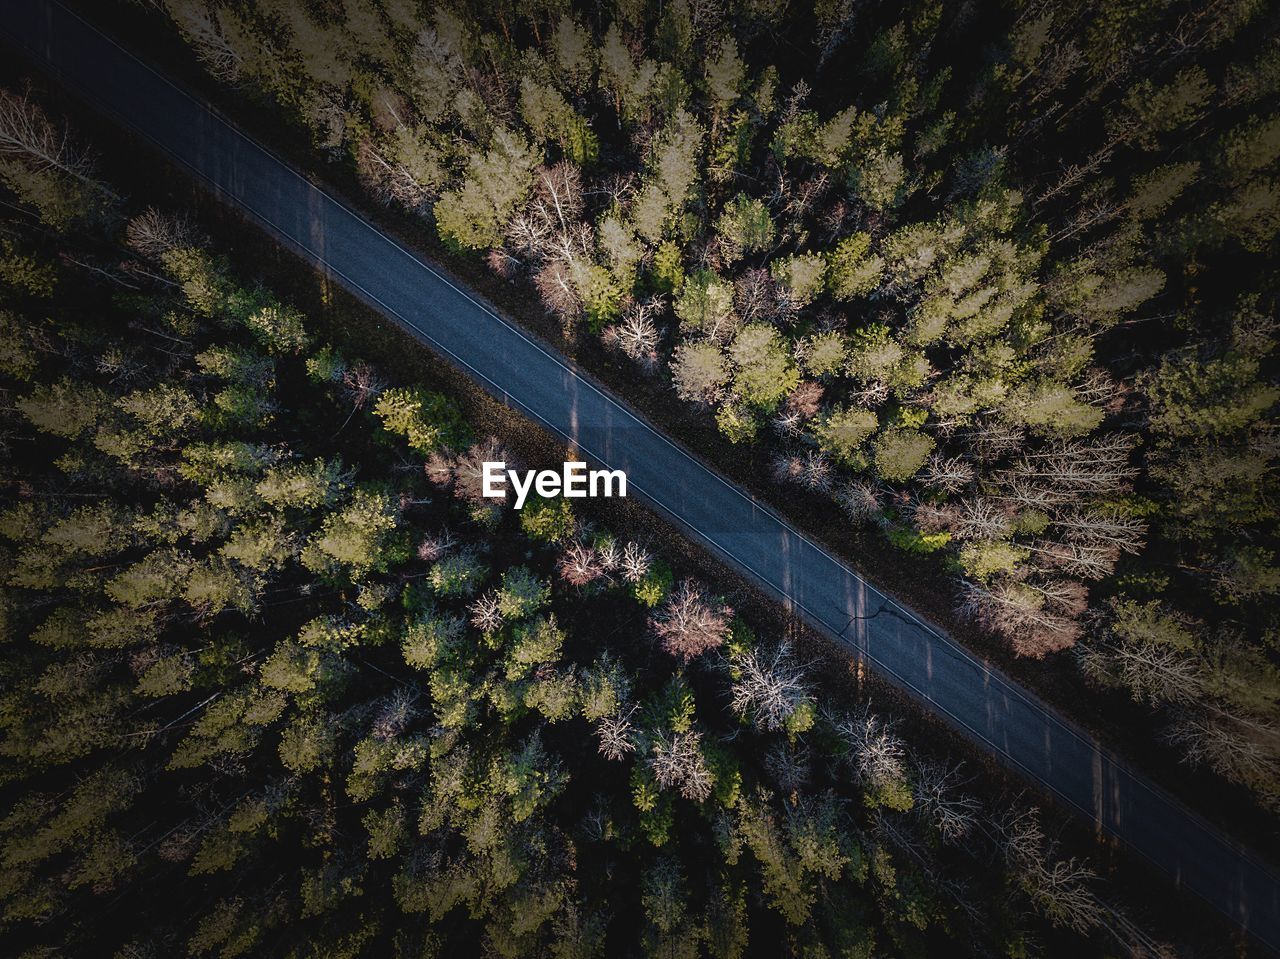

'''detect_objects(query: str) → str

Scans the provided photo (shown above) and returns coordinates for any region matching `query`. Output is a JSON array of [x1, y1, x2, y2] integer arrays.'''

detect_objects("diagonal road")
[[4, 0, 1278, 949]]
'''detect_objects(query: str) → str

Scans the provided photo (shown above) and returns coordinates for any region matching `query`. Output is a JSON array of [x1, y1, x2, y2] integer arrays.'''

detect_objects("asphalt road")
[[4, 0, 1278, 950]]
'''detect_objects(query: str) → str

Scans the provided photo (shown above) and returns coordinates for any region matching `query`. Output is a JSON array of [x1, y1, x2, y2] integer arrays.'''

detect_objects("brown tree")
[[649, 580, 732, 663]]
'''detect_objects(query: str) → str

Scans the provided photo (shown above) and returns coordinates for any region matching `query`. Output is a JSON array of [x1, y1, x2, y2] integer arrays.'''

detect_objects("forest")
[[1, 0, 1278, 954], [0, 81, 1187, 956], [137, 0, 1280, 814]]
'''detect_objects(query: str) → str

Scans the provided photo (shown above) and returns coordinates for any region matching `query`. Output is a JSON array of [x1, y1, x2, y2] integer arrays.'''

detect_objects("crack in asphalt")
[[831, 600, 895, 642]]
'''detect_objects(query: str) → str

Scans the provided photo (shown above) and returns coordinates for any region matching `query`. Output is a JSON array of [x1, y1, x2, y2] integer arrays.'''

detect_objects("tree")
[[1213, 544, 1280, 603], [640, 858, 700, 959], [497, 566, 551, 621], [835, 709, 913, 811], [506, 615, 566, 680], [244, 303, 310, 355], [844, 324, 910, 389], [250, 458, 344, 513], [374, 386, 466, 454], [631, 111, 704, 243], [1107, 67, 1214, 150], [550, 15, 594, 93], [675, 269, 737, 339], [871, 428, 934, 482], [798, 331, 846, 379], [728, 324, 798, 410], [300, 488, 401, 579], [827, 232, 884, 299], [705, 39, 746, 113], [520, 495, 577, 544], [769, 253, 826, 311], [435, 128, 538, 249], [0, 88, 113, 229], [429, 549, 487, 598], [358, 122, 447, 214], [520, 79, 598, 165], [17, 379, 108, 438], [812, 406, 877, 465], [850, 147, 909, 210], [735, 789, 848, 925], [671, 340, 729, 404], [715, 195, 775, 263], [729, 641, 813, 734], [1145, 348, 1278, 440]]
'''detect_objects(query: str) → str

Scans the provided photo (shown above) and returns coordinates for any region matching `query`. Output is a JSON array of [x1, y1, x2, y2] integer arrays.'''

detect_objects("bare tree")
[[1026, 539, 1119, 580], [836, 479, 883, 525], [921, 454, 976, 495], [764, 742, 811, 793], [0, 88, 111, 194], [734, 268, 782, 326], [1026, 578, 1090, 619], [604, 298, 662, 370], [125, 208, 197, 259], [162, 0, 242, 81], [1077, 639, 1204, 706], [1004, 435, 1139, 499], [417, 528, 457, 563], [770, 452, 803, 487], [962, 420, 1027, 462], [596, 705, 637, 761], [787, 173, 831, 229], [786, 380, 825, 418], [341, 361, 386, 411], [1165, 709, 1280, 796], [423, 450, 456, 489], [1073, 368, 1126, 411], [532, 162, 585, 235], [469, 591, 503, 633], [1053, 509, 1147, 555], [848, 380, 891, 408], [909, 500, 959, 535], [650, 580, 733, 663], [596, 538, 621, 573], [951, 497, 1014, 541], [913, 760, 981, 844], [486, 247, 520, 279], [559, 541, 606, 587], [998, 809, 1105, 934], [995, 476, 1062, 512], [798, 450, 834, 493], [729, 640, 812, 732], [649, 729, 714, 801], [834, 708, 910, 801], [508, 163, 594, 324], [772, 409, 805, 437], [372, 687, 421, 741], [356, 139, 434, 213], [620, 541, 652, 584], [534, 259, 582, 318], [453, 438, 511, 504], [958, 579, 1081, 656], [581, 794, 612, 842]]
